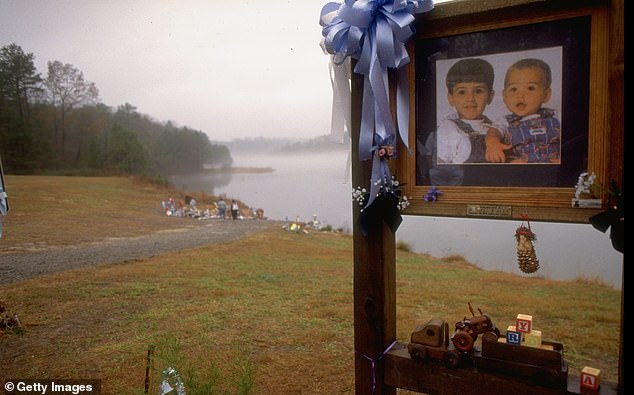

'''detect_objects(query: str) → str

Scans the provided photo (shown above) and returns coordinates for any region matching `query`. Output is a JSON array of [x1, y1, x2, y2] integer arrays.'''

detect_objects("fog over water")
[[171, 150, 622, 290]]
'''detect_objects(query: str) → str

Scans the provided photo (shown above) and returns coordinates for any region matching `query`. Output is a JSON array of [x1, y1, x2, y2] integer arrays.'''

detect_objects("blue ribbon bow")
[[320, 0, 433, 213]]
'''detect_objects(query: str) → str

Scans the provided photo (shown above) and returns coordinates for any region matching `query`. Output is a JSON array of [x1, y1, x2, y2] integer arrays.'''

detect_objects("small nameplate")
[[466, 204, 512, 218], [571, 198, 602, 208]]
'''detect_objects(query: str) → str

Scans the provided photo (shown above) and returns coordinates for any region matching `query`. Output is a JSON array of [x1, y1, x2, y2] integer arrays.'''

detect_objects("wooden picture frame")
[[395, 0, 623, 223]]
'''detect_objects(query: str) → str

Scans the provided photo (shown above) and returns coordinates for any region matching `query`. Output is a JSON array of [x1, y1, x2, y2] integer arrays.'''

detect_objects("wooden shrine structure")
[[349, 0, 623, 394]]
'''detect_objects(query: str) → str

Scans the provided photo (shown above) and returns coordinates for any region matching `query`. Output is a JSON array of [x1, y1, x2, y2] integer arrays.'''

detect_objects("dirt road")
[[0, 219, 281, 285]]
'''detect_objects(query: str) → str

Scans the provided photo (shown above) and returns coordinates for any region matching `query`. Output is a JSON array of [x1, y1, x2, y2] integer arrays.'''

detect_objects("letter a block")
[[515, 314, 532, 333], [506, 325, 522, 345], [580, 366, 601, 390]]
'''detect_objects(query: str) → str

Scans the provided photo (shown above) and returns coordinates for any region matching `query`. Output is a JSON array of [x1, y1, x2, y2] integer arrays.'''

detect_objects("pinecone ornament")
[[515, 224, 540, 274]]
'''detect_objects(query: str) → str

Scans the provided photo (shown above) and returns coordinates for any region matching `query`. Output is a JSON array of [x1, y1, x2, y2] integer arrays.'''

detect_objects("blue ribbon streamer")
[[356, 340, 398, 393], [367, 135, 395, 207], [320, 0, 433, 213], [0, 154, 8, 239]]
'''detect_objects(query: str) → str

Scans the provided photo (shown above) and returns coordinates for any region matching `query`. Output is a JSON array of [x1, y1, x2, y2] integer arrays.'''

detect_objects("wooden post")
[[607, 1, 623, 393], [351, 68, 397, 395], [145, 345, 155, 395]]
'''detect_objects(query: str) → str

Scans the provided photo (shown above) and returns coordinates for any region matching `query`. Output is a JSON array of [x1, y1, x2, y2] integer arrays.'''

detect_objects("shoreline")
[[202, 166, 275, 174]]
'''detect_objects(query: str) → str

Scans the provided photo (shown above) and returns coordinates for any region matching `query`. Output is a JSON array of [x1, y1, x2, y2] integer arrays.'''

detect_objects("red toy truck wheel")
[[452, 331, 474, 352]]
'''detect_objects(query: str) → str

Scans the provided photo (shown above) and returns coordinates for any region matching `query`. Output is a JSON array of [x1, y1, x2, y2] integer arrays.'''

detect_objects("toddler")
[[487, 58, 561, 163]]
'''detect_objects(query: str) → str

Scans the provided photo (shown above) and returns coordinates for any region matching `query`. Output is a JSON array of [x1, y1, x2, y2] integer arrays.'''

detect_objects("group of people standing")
[[216, 199, 240, 220]]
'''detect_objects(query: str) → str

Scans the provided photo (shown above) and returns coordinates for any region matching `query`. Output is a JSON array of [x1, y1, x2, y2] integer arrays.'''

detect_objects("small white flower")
[[352, 176, 409, 212], [574, 171, 598, 199]]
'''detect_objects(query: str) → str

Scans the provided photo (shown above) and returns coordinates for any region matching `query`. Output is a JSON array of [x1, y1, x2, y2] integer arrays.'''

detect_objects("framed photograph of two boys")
[[395, 0, 623, 223]]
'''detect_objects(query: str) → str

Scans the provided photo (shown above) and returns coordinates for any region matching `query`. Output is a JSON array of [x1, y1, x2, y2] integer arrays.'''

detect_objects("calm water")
[[171, 151, 623, 289]]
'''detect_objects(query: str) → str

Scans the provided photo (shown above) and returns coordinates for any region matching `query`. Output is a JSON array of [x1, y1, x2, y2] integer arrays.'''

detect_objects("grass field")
[[0, 175, 622, 394]]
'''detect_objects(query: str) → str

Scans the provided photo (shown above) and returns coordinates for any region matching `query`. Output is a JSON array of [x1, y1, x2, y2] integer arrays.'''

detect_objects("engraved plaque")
[[466, 204, 512, 218]]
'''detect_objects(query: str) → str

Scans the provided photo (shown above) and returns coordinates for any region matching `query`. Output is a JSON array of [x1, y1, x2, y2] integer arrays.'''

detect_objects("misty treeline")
[[0, 43, 232, 179]]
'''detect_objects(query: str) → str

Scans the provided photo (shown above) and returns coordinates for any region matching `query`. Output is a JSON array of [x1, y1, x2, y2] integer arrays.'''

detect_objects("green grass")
[[0, 176, 622, 394]]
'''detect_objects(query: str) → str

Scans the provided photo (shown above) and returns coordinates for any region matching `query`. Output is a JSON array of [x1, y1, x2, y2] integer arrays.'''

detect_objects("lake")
[[170, 150, 623, 289]]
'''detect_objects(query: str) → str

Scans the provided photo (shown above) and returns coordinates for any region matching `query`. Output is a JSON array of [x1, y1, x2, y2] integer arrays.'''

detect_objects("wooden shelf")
[[384, 342, 618, 395]]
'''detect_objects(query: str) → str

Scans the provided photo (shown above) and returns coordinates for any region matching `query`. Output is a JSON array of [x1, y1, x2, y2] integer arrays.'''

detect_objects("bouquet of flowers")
[[574, 171, 598, 199], [352, 176, 409, 235], [352, 176, 409, 212]]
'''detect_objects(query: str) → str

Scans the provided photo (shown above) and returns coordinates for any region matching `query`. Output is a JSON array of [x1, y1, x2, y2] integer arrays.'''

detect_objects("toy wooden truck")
[[452, 303, 501, 352], [408, 303, 501, 368], [407, 318, 462, 369]]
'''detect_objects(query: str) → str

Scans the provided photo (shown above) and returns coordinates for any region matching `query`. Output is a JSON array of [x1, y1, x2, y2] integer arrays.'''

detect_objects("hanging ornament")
[[515, 214, 540, 274]]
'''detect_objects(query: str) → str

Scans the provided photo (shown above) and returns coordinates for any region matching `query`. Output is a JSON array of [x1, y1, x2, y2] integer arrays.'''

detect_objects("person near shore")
[[217, 199, 227, 220], [231, 200, 239, 220]]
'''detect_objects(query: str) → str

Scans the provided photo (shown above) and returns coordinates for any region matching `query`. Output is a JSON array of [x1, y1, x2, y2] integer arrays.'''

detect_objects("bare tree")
[[44, 60, 99, 163]]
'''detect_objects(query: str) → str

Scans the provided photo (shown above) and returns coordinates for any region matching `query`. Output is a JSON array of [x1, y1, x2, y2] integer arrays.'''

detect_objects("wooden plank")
[[480, 339, 564, 368], [608, 0, 624, 390], [384, 342, 618, 395]]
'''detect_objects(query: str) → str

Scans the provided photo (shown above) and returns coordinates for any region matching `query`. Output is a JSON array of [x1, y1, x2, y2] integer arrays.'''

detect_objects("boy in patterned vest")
[[486, 58, 561, 163]]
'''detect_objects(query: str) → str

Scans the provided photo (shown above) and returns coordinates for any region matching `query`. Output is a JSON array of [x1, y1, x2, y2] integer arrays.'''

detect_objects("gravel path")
[[0, 219, 281, 285]]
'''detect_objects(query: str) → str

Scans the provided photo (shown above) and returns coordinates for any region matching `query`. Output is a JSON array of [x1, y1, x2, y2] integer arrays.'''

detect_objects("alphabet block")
[[515, 314, 532, 333], [580, 366, 600, 390], [523, 329, 542, 348], [505, 325, 522, 345]]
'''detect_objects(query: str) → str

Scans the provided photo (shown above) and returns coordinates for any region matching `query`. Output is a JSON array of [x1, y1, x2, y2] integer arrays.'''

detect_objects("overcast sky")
[[0, 0, 335, 141]]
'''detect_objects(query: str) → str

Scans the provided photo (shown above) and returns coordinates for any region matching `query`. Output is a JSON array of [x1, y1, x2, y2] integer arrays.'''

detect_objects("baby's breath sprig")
[[352, 186, 368, 209], [397, 195, 410, 211], [352, 176, 410, 212], [574, 171, 598, 199]]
